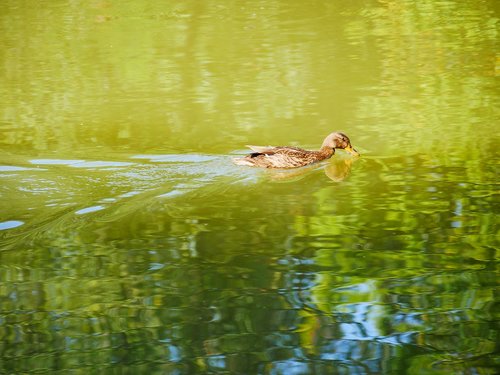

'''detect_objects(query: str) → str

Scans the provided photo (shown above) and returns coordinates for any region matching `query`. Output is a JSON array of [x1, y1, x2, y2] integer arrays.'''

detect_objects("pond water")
[[0, 1, 498, 374]]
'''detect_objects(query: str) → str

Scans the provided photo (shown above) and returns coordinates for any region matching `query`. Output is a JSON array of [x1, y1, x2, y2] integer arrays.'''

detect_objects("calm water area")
[[1, 1, 499, 374]]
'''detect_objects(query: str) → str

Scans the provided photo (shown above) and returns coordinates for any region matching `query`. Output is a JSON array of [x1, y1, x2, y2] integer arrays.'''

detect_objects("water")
[[1, 1, 498, 374]]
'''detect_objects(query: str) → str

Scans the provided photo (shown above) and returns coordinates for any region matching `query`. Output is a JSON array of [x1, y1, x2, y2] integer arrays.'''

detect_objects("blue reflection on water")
[[0, 220, 24, 230]]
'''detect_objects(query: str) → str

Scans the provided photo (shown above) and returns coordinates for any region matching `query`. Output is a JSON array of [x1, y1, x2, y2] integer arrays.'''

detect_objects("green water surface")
[[1, 1, 499, 374]]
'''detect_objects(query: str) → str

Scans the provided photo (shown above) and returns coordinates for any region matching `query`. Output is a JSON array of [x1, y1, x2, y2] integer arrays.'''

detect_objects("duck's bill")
[[345, 146, 360, 156]]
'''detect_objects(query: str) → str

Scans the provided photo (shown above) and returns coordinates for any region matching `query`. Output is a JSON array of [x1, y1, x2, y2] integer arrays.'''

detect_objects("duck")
[[233, 132, 359, 169]]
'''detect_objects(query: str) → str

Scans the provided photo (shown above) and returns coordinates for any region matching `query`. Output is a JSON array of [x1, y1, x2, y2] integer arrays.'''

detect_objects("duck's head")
[[322, 132, 360, 156]]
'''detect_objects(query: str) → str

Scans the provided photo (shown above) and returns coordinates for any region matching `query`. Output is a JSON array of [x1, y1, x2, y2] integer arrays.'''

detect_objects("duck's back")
[[234, 146, 331, 169]]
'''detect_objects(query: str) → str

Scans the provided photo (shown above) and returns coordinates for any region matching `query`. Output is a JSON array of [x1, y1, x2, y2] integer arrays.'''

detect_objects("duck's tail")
[[232, 157, 255, 167]]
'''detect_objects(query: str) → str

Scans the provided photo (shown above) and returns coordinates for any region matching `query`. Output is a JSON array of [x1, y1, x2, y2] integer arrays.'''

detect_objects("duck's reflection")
[[266, 157, 358, 182], [324, 158, 356, 182]]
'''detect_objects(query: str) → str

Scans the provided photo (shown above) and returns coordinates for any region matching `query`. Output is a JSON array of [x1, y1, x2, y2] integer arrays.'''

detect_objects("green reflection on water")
[[0, 0, 498, 374]]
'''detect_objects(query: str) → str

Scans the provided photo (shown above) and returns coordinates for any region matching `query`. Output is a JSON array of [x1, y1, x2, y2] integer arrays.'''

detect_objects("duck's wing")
[[245, 145, 277, 154]]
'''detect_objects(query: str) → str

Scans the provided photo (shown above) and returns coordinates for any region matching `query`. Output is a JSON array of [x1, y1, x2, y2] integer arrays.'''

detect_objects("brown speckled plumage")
[[233, 132, 359, 169]]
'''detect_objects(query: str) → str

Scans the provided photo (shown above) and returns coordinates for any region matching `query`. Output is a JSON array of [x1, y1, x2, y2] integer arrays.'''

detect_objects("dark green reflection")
[[1, 155, 497, 373]]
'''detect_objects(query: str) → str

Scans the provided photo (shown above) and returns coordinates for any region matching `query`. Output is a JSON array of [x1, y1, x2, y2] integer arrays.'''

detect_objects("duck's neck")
[[318, 146, 335, 159]]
